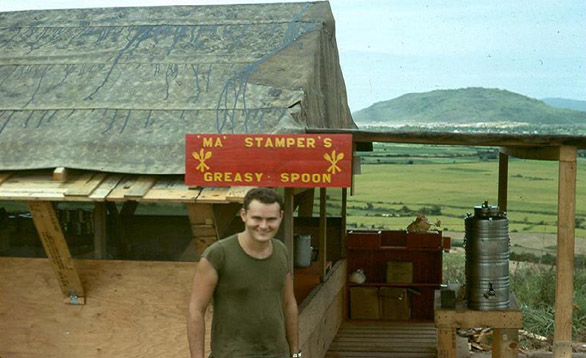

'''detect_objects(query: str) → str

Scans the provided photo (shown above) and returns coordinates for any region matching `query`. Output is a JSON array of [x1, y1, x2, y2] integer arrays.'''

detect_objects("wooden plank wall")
[[0, 257, 211, 358], [299, 260, 346, 358]]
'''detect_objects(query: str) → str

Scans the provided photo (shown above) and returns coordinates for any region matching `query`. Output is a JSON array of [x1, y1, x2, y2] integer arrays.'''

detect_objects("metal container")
[[464, 201, 510, 310], [294, 234, 313, 268]]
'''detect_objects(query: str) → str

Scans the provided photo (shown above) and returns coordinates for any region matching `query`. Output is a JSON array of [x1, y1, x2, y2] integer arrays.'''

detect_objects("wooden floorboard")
[[327, 320, 437, 358]]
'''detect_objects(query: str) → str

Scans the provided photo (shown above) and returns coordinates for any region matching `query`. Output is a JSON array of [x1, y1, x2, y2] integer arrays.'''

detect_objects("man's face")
[[240, 200, 283, 243]]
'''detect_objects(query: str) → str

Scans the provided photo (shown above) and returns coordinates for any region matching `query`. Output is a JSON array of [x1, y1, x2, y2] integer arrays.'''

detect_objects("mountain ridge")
[[352, 88, 586, 129]]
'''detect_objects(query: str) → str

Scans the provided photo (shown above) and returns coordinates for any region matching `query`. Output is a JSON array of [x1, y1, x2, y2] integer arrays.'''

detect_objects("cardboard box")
[[380, 287, 410, 320], [386, 261, 413, 283], [350, 287, 380, 319]]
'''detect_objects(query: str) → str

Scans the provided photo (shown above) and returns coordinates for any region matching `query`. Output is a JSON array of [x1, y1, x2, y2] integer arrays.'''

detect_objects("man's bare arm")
[[187, 258, 218, 358], [282, 272, 299, 354]]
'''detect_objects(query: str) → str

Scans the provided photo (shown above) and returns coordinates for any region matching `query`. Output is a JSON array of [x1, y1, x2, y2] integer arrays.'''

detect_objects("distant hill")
[[541, 98, 586, 112], [353, 88, 586, 128]]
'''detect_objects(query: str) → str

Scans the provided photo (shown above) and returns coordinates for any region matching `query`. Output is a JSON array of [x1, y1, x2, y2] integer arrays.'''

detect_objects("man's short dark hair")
[[243, 188, 284, 211]]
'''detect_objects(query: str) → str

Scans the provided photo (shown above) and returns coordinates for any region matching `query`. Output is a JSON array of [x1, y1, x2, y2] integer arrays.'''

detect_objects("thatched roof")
[[0, 2, 355, 174]]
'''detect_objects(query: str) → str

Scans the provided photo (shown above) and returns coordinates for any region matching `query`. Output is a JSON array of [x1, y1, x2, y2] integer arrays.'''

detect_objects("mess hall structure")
[[0, 2, 357, 357], [1, 2, 586, 358]]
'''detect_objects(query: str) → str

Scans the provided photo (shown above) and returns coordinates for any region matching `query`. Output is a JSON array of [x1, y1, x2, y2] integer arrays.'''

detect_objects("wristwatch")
[[291, 352, 302, 358]]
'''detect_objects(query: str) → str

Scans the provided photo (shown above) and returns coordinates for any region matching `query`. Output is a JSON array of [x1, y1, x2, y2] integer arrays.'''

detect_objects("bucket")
[[294, 234, 313, 267]]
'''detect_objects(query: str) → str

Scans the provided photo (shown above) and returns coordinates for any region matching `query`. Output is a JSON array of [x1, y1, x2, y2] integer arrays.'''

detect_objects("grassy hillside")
[[353, 88, 586, 129]]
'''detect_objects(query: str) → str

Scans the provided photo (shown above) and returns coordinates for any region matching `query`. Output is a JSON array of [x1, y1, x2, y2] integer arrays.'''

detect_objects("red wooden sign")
[[185, 134, 352, 188]]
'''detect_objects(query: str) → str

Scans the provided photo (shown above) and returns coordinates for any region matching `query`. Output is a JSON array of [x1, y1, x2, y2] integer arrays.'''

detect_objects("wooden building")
[[0, 3, 355, 357], [2, 2, 585, 358]]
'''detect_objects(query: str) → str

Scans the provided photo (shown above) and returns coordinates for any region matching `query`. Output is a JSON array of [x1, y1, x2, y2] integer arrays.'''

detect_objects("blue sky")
[[2, 0, 584, 111]]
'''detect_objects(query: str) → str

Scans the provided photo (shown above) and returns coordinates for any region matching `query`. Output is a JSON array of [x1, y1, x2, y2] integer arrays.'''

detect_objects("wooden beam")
[[493, 328, 519, 358], [212, 203, 241, 239], [283, 188, 295, 275], [65, 173, 107, 197], [319, 188, 327, 282], [120, 200, 139, 216], [553, 147, 577, 358], [295, 188, 314, 217], [52, 167, 68, 182], [298, 260, 346, 350], [500, 146, 561, 161], [0, 172, 13, 186], [185, 203, 217, 258], [28, 201, 85, 304], [94, 202, 107, 259], [341, 188, 348, 259], [437, 328, 456, 358], [124, 176, 157, 200], [89, 174, 124, 201], [225, 186, 254, 202], [305, 129, 586, 149], [498, 151, 509, 212], [106, 202, 130, 258], [196, 187, 231, 204]]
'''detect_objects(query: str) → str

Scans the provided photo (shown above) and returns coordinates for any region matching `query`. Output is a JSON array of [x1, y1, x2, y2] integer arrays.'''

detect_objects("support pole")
[[284, 188, 295, 275], [493, 328, 519, 358], [553, 146, 577, 358], [28, 201, 85, 304], [94, 202, 107, 259], [341, 188, 348, 259], [319, 188, 327, 282], [437, 327, 456, 358], [498, 150, 509, 212]]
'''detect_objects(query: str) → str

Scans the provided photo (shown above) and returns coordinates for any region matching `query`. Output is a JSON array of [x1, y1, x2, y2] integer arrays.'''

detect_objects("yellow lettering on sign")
[[203, 137, 223, 147], [202, 172, 263, 183], [242, 136, 319, 148], [280, 173, 332, 184], [323, 138, 332, 148]]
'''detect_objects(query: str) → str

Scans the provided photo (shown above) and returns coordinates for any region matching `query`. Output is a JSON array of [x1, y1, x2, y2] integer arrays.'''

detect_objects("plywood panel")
[[0, 257, 211, 358]]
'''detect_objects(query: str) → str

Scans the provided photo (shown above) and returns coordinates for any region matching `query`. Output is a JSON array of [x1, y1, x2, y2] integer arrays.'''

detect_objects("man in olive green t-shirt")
[[187, 188, 301, 358]]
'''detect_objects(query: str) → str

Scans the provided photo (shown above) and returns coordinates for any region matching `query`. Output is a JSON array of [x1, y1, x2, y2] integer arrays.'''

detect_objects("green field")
[[325, 143, 586, 240]]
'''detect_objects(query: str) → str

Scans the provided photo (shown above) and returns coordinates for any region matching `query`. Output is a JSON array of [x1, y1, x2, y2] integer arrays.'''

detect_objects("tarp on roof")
[[0, 2, 356, 174]]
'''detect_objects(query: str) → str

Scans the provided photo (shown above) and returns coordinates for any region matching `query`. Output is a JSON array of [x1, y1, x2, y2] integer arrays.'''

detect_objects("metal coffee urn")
[[464, 201, 510, 310]]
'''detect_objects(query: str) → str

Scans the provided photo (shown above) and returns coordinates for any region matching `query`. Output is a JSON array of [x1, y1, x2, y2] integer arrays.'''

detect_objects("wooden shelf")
[[349, 282, 441, 288], [346, 230, 445, 321], [348, 246, 443, 252]]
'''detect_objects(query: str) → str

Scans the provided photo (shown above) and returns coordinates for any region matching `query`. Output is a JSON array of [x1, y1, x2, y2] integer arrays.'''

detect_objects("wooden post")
[[284, 188, 295, 275], [28, 201, 85, 304], [212, 203, 241, 239], [319, 188, 327, 282], [437, 327, 456, 358], [498, 150, 509, 212], [341, 188, 348, 259], [493, 328, 519, 358], [94, 202, 107, 259], [553, 146, 577, 358], [295, 188, 315, 217], [185, 203, 217, 259]]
